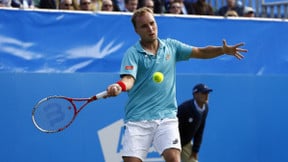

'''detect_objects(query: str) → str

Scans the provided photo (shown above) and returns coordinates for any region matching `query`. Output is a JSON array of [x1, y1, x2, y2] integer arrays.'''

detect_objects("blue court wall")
[[1, 9, 288, 162]]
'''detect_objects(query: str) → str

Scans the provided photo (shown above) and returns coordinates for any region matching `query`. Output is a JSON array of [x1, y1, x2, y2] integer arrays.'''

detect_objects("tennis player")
[[106, 7, 247, 162]]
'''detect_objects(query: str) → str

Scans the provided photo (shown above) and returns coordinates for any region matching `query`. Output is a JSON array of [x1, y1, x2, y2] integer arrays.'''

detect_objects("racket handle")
[[95, 91, 108, 99], [89, 91, 107, 101]]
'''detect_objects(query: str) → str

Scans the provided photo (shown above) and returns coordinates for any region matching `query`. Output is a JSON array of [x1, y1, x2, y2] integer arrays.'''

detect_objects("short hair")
[[225, 10, 238, 17], [131, 7, 154, 28]]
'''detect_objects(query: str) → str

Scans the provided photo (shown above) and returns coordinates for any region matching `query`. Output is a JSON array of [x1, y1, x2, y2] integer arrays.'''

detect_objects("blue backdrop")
[[1, 8, 288, 162]]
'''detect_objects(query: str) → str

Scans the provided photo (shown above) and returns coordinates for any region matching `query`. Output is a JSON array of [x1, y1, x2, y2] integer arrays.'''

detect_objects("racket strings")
[[33, 97, 75, 132]]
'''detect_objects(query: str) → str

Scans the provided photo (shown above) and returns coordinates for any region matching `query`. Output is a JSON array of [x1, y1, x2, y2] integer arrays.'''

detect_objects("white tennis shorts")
[[120, 118, 181, 161]]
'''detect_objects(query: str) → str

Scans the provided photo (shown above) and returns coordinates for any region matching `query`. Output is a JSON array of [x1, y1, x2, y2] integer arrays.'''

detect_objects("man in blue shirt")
[[217, 0, 244, 16], [106, 7, 247, 162]]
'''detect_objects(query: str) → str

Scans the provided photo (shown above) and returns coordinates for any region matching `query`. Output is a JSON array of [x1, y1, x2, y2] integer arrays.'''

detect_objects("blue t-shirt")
[[120, 38, 193, 122]]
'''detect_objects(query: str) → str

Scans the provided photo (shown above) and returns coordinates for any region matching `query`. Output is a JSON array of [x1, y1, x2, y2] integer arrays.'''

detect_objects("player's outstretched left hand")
[[222, 39, 248, 60]]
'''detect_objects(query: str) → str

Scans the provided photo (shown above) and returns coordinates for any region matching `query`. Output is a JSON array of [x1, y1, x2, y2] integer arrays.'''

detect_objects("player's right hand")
[[106, 83, 122, 97]]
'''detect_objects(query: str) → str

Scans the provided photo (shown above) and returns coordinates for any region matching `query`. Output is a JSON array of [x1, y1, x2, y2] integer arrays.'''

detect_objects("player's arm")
[[106, 74, 135, 97], [190, 40, 247, 60], [119, 74, 135, 91]]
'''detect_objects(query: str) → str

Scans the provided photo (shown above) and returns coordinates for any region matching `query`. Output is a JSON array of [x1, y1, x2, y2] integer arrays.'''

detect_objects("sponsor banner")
[[1, 9, 288, 74]]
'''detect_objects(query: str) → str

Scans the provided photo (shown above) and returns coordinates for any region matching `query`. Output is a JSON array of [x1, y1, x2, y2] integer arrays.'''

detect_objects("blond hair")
[[131, 7, 154, 28], [225, 10, 238, 17]]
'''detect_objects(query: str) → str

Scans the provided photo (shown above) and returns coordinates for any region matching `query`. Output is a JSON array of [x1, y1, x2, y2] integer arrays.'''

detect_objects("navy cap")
[[193, 83, 213, 93]]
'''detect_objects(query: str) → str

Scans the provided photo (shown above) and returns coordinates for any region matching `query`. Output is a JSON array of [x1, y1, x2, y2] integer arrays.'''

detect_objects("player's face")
[[134, 12, 158, 42]]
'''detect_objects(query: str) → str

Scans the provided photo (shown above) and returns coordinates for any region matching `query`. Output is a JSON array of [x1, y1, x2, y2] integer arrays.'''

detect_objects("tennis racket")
[[32, 91, 107, 133]]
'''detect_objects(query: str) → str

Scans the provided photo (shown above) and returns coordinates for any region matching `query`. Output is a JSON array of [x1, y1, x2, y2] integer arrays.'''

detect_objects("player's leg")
[[123, 156, 142, 162], [121, 121, 156, 162], [153, 118, 181, 162], [162, 148, 181, 162]]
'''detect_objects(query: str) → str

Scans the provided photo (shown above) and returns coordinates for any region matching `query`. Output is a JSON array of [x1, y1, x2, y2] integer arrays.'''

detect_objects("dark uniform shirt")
[[177, 99, 208, 153]]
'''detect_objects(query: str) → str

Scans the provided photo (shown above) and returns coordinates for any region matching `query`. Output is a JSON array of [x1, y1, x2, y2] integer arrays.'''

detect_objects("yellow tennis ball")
[[153, 72, 164, 83]]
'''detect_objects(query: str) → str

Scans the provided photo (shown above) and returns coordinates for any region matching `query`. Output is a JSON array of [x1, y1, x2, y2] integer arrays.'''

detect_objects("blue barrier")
[[1, 73, 288, 162], [1, 9, 288, 162]]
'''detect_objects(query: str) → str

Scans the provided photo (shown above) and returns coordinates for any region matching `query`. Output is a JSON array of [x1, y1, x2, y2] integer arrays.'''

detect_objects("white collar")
[[194, 99, 206, 113]]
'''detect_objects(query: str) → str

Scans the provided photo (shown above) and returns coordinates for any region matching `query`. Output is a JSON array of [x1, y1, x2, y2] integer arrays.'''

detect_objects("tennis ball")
[[153, 72, 164, 83]]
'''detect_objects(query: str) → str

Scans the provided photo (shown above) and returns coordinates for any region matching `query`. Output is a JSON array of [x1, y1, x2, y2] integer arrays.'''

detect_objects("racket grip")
[[90, 91, 107, 101], [95, 91, 108, 99]]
